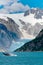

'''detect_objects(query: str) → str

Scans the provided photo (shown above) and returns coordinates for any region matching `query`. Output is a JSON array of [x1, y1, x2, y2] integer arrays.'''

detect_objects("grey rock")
[[0, 17, 22, 39], [24, 8, 43, 19], [19, 19, 43, 37]]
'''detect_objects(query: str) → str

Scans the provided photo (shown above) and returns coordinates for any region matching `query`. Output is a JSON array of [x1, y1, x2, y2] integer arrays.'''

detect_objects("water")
[[0, 39, 43, 65], [0, 52, 43, 65]]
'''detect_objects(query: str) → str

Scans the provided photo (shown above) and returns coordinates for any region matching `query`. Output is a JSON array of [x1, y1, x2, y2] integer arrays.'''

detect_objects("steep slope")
[[0, 17, 22, 52], [19, 19, 35, 39], [24, 8, 43, 19], [0, 24, 11, 51], [15, 29, 43, 51], [0, 13, 43, 39], [19, 19, 43, 37], [0, 17, 22, 40], [19, 9, 43, 37]]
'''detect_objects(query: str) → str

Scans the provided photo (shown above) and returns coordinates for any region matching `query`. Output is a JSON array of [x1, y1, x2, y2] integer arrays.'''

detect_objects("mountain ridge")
[[15, 29, 43, 51]]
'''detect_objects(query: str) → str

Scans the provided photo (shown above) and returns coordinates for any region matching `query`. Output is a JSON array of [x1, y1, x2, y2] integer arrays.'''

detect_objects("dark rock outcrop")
[[15, 29, 43, 51], [24, 8, 43, 19]]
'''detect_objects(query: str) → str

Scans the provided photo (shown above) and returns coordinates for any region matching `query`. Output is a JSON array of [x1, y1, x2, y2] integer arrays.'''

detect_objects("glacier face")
[[0, 9, 43, 52], [0, 24, 11, 52], [0, 17, 22, 52]]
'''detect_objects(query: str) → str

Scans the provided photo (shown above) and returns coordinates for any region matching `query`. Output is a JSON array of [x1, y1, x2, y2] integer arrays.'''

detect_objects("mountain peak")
[[24, 8, 43, 19]]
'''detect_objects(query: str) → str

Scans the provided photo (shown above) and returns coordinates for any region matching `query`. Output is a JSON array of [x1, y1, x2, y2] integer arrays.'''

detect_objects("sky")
[[0, 0, 43, 14], [20, 0, 43, 8]]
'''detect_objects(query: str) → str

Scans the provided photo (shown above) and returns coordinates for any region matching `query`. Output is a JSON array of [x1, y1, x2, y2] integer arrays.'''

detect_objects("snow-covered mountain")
[[0, 16, 22, 52], [19, 19, 43, 37], [24, 8, 43, 19], [19, 8, 43, 38], [0, 9, 43, 52], [0, 9, 43, 39], [0, 16, 22, 40]]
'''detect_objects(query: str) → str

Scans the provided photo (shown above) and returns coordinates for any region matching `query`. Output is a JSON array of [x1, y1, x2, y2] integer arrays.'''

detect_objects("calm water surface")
[[0, 52, 43, 65]]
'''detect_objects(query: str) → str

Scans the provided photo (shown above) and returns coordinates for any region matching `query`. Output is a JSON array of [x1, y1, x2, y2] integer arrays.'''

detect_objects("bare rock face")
[[0, 17, 22, 51], [19, 19, 43, 37], [24, 8, 43, 19], [0, 17, 22, 39], [27, 23, 43, 36], [15, 29, 43, 52], [24, 10, 30, 16]]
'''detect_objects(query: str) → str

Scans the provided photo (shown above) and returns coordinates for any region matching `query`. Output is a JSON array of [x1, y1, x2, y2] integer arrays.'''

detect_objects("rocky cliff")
[[15, 29, 43, 51]]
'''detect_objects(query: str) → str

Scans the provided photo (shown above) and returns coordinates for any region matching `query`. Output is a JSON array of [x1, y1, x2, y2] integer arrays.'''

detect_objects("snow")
[[20, 13, 43, 25], [0, 13, 43, 26], [0, 13, 43, 52]]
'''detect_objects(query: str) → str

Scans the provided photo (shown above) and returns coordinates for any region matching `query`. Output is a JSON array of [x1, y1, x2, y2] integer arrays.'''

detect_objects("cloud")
[[0, 0, 19, 5], [0, 8, 9, 14], [5, 2, 29, 13], [0, 0, 29, 14]]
